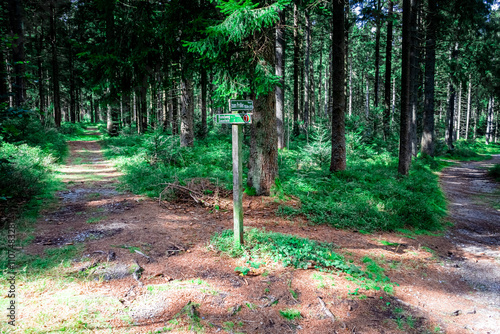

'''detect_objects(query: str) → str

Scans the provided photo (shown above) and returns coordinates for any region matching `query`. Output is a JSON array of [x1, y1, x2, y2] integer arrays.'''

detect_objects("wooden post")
[[232, 122, 243, 247]]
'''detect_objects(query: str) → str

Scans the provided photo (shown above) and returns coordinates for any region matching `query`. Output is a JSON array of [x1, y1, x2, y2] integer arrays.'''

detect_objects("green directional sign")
[[229, 99, 254, 111], [215, 113, 252, 124]]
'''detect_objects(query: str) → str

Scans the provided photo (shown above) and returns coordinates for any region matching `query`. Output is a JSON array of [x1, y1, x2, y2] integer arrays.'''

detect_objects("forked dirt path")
[[19, 132, 499, 334]]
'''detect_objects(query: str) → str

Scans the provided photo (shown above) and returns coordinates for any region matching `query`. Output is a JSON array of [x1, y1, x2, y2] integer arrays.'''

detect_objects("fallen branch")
[[134, 249, 152, 263]]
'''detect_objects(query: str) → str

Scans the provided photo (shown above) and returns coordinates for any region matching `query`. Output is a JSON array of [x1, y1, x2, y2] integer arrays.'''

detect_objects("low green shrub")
[[102, 131, 234, 197], [0, 143, 56, 202], [439, 139, 500, 161], [278, 150, 447, 232], [444, 140, 480, 159], [279, 308, 301, 321], [58, 122, 85, 135], [487, 163, 500, 181], [211, 228, 349, 271], [211, 228, 396, 292], [1, 112, 67, 160]]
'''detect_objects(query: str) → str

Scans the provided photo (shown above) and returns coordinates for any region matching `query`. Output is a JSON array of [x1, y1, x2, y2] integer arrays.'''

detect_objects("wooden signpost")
[[215, 99, 253, 247]]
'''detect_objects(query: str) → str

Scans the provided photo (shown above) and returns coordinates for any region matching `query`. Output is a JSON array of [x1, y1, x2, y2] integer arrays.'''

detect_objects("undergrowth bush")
[[102, 131, 235, 197], [439, 139, 500, 161], [1, 112, 67, 160], [105, 126, 448, 232], [211, 228, 396, 292], [58, 122, 85, 135], [278, 140, 447, 231], [0, 143, 56, 202], [487, 163, 500, 181], [211, 228, 348, 270]]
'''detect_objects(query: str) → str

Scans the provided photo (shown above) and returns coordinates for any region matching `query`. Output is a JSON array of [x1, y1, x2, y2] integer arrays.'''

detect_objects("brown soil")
[[18, 133, 500, 334]]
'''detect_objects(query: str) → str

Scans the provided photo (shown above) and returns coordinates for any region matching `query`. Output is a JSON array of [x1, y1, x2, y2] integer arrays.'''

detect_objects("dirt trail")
[[438, 154, 500, 333], [18, 132, 500, 334]]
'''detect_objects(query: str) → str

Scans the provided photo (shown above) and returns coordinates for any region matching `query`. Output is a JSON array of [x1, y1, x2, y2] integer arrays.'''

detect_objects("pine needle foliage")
[[186, 0, 290, 104]]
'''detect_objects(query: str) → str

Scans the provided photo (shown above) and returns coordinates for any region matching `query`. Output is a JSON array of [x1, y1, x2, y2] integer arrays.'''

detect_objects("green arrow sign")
[[216, 113, 252, 124], [229, 99, 254, 111]]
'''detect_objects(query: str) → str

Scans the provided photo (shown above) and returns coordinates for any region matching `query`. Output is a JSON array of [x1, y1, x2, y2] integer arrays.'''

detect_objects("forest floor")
[[11, 128, 500, 334]]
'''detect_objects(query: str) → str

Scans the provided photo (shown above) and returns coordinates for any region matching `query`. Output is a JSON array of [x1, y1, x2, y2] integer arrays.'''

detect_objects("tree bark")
[[486, 96, 494, 145], [398, 0, 413, 176], [292, 0, 300, 136], [69, 41, 76, 123], [36, 25, 45, 122], [180, 75, 194, 147], [8, 0, 25, 107], [318, 35, 323, 116], [420, 0, 436, 155], [409, 0, 420, 157], [465, 78, 471, 140], [374, 0, 381, 110], [304, 9, 310, 133], [348, 57, 352, 117], [457, 82, 462, 140], [330, 0, 346, 173], [172, 78, 178, 136], [105, 0, 118, 135], [447, 44, 458, 149], [49, 2, 61, 127], [365, 72, 370, 119], [276, 8, 285, 149], [383, 0, 394, 140], [200, 68, 207, 138], [90, 95, 94, 123], [248, 27, 278, 196], [0, 45, 8, 106]]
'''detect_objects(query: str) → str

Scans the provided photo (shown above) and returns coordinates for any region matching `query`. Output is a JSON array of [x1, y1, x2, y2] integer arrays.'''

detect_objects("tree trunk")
[[420, 0, 436, 156], [465, 78, 471, 140], [391, 76, 395, 127], [180, 75, 194, 147], [330, 0, 346, 172], [248, 27, 278, 196], [276, 8, 285, 149], [486, 96, 494, 145], [49, 2, 61, 127], [318, 35, 323, 116], [348, 57, 352, 117], [398, 0, 413, 176], [8, 0, 25, 107], [325, 27, 332, 117], [304, 9, 310, 133], [172, 79, 178, 136], [447, 83, 456, 149], [365, 72, 370, 119], [105, 0, 118, 135], [90, 95, 94, 123], [200, 68, 207, 138], [292, 0, 300, 136], [374, 0, 381, 110], [447, 44, 458, 150], [383, 0, 394, 140], [0, 45, 8, 106], [95, 97, 100, 123], [409, 0, 420, 157], [69, 42, 76, 123], [310, 57, 315, 123], [457, 82, 462, 140], [124, 93, 131, 127], [36, 25, 45, 122]]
